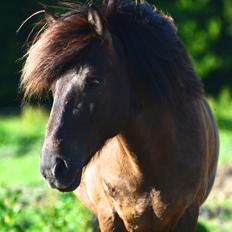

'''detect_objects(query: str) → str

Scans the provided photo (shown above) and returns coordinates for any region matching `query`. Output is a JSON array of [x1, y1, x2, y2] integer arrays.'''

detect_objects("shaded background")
[[0, 0, 231, 231]]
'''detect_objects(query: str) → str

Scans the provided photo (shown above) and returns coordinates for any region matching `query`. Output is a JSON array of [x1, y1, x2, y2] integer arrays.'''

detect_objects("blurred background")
[[0, 0, 231, 231]]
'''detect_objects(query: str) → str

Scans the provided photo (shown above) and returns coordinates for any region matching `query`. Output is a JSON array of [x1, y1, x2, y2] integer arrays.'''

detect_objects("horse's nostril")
[[53, 157, 69, 179]]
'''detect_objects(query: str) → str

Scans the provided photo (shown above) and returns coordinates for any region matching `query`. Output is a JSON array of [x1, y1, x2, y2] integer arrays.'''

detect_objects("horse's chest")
[[102, 179, 167, 231]]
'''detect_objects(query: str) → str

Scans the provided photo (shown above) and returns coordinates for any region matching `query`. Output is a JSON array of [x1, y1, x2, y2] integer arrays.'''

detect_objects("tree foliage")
[[157, 0, 232, 95]]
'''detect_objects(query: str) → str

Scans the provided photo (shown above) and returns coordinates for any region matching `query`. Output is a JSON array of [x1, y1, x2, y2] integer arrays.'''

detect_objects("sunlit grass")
[[0, 186, 93, 232], [200, 199, 232, 231], [0, 106, 47, 159], [0, 155, 42, 186], [208, 89, 232, 164]]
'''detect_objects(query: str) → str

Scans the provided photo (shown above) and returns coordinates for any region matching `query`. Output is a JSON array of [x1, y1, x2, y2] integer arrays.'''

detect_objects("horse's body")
[[21, 1, 219, 231], [76, 98, 218, 231]]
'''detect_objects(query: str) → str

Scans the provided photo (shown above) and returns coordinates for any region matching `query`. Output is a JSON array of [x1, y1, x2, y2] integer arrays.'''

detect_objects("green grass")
[[0, 91, 232, 231], [208, 90, 232, 165], [0, 155, 42, 186], [0, 106, 46, 186], [199, 199, 232, 232], [0, 106, 46, 159], [0, 186, 93, 232], [218, 130, 232, 164]]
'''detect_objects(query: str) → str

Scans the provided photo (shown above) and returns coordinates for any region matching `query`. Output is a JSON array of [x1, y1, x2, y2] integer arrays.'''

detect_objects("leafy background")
[[0, 0, 232, 231]]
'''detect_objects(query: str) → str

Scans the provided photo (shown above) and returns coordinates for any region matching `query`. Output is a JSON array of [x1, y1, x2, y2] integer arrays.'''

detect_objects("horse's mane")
[[21, 0, 204, 104]]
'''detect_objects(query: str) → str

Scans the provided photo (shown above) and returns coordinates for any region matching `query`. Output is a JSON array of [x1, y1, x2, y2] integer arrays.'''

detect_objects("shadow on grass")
[[197, 223, 208, 232], [0, 134, 42, 159], [15, 136, 42, 157], [217, 116, 232, 131]]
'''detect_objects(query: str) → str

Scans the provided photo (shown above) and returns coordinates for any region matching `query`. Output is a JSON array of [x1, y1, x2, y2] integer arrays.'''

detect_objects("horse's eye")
[[85, 78, 101, 90]]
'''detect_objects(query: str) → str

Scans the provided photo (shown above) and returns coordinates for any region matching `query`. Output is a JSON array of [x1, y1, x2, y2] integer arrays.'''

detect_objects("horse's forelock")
[[21, 9, 95, 100]]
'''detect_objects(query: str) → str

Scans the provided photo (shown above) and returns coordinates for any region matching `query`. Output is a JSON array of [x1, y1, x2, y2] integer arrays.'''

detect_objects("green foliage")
[[156, 0, 232, 95], [0, 106, 48, 186], [208, 90, 232, 164], [208, 89, 232, 130], [0, 106, 47, 159], [199, 199, 232, 231], [0, 186, 93, 232]]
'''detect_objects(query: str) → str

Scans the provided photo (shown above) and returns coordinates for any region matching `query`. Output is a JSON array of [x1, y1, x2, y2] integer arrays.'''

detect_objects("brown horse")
[[21, 1, 219, 231]]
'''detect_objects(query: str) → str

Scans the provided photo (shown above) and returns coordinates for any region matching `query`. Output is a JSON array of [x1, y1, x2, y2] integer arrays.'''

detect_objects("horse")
[[21, 0, 219, 231]]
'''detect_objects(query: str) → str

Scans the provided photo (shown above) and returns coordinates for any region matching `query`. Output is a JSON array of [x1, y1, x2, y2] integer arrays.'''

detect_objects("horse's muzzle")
[[40, 153, 82, 192]]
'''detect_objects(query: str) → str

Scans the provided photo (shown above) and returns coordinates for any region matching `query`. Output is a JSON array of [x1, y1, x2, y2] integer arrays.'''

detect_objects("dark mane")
[[21, 0, 203, 103]]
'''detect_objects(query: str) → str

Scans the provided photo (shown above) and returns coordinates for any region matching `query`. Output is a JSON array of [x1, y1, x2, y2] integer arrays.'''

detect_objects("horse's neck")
[[118, 105, 177, 179]]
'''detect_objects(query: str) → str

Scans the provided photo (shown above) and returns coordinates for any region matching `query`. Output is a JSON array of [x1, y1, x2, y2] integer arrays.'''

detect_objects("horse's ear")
[[88, 5, 110, 41], [44, 7, 58, 24]]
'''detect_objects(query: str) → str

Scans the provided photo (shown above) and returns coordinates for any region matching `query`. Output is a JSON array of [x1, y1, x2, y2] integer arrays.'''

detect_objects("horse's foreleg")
[[171, 204, 199, 232], [97, 208, 127, 232]]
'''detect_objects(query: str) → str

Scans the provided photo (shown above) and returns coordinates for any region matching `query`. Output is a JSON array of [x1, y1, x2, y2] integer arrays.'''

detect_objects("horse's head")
[[29, 7, 131, 192], [22, 1, 199, 192]]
